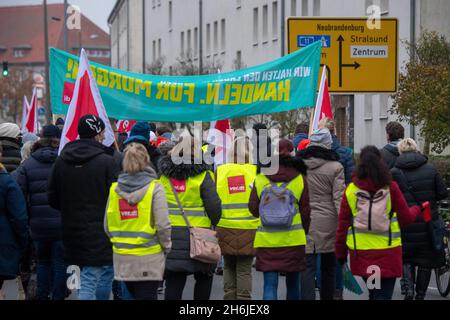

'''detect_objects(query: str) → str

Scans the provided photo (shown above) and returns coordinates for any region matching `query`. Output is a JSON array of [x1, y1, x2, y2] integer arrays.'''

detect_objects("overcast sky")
[[0, 0, 116, 32]]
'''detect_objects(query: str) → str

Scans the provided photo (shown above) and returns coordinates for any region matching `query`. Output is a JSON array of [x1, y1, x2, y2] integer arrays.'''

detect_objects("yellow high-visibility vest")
[[253, 174, 306, 248], [216, 163, 259, 230], [345, 183, 402, 250], [159, 171, 213, 228], [106, 180, 162, 256]]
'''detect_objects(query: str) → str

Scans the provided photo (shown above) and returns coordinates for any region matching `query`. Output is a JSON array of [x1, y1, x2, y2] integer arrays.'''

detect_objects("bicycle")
[[434, 194, 450, 298]]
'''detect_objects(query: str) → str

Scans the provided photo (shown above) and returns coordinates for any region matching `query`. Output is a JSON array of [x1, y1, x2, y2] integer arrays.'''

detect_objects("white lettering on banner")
[[351, 46, 388, 58]]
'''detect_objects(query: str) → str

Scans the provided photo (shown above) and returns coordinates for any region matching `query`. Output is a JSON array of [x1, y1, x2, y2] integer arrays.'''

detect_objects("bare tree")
[[0, 69, 34, 123]]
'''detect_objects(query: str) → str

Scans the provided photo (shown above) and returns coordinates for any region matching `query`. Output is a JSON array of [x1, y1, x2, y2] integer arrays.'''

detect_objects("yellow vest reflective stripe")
[[253, 174, 307, 248], [159, 172, 212, 228], [106, 180, 162, 256], [216, 163, 259, 230], [345, 183, 402, 250]]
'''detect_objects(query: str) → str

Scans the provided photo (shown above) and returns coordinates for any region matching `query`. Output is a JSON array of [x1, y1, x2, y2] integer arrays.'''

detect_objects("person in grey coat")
[[297, 128, 345, 300], [105, 142, 171, 300]]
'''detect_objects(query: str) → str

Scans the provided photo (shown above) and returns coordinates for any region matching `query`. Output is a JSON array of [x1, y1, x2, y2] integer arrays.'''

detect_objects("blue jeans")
[[35, 239, 67, 300], [78, 266, 114, 300], [263, 272, 300, 300]]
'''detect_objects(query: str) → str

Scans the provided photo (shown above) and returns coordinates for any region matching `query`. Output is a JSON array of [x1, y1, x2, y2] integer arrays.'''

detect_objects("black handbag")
[[399, 170, 445, 253]]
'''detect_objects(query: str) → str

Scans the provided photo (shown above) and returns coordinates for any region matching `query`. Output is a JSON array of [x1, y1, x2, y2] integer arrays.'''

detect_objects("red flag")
[[311, 66, 333, 133], [206, 119, 233, 168], [59, 49, 115, 154], [24, 88, 38, 134], [117, 120, 137, 135]]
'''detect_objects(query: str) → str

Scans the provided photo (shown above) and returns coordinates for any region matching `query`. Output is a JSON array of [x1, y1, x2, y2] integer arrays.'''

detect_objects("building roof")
[[0, 3, 110, 66]]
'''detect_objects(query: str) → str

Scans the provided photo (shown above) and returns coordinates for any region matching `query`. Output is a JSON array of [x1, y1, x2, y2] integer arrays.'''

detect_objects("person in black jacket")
[[391, 138, 449, 300], [48, 115, 119, 300], [0, 122, 22, 173], [16, 125, 66, 300], [158, 136, 222, 300], [381, 121, 404, 169], [0, 141, 29, 299]]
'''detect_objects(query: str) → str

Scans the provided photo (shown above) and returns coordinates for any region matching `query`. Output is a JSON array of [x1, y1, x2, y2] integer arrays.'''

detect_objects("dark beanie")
[[55, 117, 65, 126], [129, 122, 150, 142], [77, 114, 105, 139], [42, 125, 61, 138], [278, 139, 294, 158]]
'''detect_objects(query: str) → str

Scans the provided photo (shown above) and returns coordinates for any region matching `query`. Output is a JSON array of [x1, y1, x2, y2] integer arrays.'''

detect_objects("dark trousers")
[[402, 264, 432, 300], [363, 277, 396, 300], [164, 271, 213, 300], [34, 239, 67, 300], [301, 253, 336, 300], [124, 281, 159, 300]]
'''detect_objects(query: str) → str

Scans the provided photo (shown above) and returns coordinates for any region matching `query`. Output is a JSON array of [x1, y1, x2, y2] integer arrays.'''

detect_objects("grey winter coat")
[[104, 166, 171, 281], [158, 155, 222, 274], [298, 146, 345, 254]]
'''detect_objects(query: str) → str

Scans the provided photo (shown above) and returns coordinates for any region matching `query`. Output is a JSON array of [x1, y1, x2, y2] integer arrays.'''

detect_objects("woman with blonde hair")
[[216, 136, 259, 300], [392, 138, 448, 300], [104, 142, 171, 300]]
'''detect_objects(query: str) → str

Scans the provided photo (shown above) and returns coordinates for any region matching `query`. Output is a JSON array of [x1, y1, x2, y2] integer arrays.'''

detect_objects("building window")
[[213, 21, 218, 53], [157, 0, 161, 7], [158, 39, 161, 58], [380, 0, 389, 15], [194, 27, 198, 57], [313, 0, 320, 16], [364, 95, 373, 120], [206, 23, 211, 54], [152, 40, 156, 62], [180, 31, 184, 55], [168, 1, 172, 29], [220, 19, 226, 52], [262, 5, 268, 42], [152, 0, 155, 9], [302, 0, 308, 16], [291, 0, 297, 16], [187, 29, 192, 54], [236, 50, 242, 68], [14, 49, 25, 58], [379, 95, 389, 118], [253, 7, 258, 44], [236, 0, 242, 9], [272, 2, 278, 38]]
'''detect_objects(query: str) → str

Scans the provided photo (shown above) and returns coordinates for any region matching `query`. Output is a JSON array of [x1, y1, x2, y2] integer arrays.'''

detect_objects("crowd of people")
[[0, 116, 448, 301]]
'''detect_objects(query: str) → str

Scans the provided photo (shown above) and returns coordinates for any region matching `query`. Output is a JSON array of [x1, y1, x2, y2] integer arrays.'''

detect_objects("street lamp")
[[43, 0, 52, 125]]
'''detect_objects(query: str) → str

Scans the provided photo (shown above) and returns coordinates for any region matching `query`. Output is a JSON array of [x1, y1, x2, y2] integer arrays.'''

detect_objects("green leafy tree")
[[391, 31, 450, 154]]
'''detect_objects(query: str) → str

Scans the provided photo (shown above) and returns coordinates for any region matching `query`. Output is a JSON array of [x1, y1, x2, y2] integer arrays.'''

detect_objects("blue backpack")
[[259, 181, 297, 229]]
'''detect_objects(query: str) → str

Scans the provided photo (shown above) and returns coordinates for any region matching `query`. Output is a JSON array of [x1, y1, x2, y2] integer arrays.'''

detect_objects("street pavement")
[[2, 267, 448, 300]]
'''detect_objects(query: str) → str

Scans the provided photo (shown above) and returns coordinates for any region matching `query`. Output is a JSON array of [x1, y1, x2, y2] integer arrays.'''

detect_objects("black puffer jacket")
[[0, 137, 21, 173], [158, 155, 222, 274], [16, 145, 62, 240], [391, 152, 449, 268], [48, 139, 119, 267]]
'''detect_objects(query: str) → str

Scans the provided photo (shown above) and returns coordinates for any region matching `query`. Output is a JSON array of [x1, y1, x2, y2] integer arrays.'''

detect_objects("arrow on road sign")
[[337, 35, 361, 87]]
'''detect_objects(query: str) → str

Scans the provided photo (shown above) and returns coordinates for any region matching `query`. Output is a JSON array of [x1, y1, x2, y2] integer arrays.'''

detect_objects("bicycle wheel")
[[435, 266, 450, 297]]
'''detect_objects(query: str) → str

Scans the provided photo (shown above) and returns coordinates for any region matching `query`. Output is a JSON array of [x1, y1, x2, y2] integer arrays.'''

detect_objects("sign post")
[[287, 18, 398, 93]]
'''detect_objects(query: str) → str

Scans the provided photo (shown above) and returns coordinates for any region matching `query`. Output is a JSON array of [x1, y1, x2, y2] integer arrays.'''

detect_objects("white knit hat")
[[0, 123, 21, 138]]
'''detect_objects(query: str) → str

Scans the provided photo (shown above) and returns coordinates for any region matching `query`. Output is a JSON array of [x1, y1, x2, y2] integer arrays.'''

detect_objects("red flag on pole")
[[59, 49, 115, 154], [311, 66, 333, 134], [206, 119, 233, 168], [117, 120, 137, 135], [24, 88, 38, 134]]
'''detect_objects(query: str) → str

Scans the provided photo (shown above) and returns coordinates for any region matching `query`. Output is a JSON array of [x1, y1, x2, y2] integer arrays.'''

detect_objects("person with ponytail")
[[335, 146, 422, 300], [104, 142, 171, 300]]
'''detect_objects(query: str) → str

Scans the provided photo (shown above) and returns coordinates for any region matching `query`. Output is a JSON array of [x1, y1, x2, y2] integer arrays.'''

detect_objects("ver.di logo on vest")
[[170, 178, 186, 193], [119, 199, 139, 220], [227, 175, 246, 194]]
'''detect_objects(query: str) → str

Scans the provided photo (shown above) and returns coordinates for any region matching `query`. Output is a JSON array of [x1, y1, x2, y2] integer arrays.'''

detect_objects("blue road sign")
[[297, 35, 331, 48]]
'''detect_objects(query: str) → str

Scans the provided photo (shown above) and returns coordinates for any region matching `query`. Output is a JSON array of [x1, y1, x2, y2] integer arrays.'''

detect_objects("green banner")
[[50, 41, 321, 122]]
